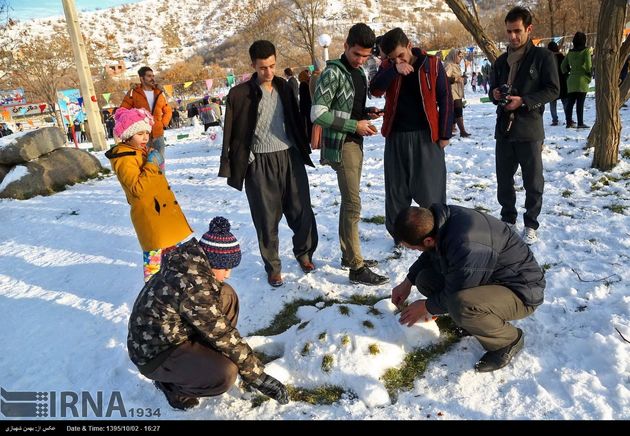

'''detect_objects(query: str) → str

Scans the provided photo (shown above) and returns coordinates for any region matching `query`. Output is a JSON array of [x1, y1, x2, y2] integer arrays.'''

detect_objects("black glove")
[[250, 373, 289, 405]]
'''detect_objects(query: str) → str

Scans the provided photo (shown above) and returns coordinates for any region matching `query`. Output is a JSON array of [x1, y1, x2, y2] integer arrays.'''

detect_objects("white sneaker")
[[522, 227, 538, 245]]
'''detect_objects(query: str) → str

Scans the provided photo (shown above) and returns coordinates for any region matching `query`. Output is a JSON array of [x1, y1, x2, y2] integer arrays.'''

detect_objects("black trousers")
[[565, 92, 587, 125], [384, 129, 446, 242], [495, 138, 544, 230], [245, 147, 318, 275]]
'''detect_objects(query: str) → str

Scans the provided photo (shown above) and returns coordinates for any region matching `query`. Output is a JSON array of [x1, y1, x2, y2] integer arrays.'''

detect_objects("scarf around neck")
[[507, 42, 528, 86]]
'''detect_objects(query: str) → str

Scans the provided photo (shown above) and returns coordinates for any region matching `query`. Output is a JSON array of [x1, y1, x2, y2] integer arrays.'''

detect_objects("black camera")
[[498, 84, 512, 106]]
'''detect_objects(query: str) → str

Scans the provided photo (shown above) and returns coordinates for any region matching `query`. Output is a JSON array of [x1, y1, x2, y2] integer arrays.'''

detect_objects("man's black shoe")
[[154, 381, 199, 410], [474, 328, 524, 373], [349, 266, 389, 286], [341, 258, 378, 269]]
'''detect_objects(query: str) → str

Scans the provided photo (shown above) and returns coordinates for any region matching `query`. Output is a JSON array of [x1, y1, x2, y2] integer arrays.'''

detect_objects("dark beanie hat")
[[199, 217, 241, 269], [547, 41, 559, 52]]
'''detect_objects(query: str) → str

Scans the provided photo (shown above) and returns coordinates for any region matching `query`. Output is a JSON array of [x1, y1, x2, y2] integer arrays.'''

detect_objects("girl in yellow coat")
[[105, 107, 192, 281]]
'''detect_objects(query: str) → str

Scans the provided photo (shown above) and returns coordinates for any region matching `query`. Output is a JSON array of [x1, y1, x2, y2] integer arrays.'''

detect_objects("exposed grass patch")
[[561, 190, 572, 198], [297, 321, 309, 330], [341, 335, 351, 347], [362, 215, 386, 225], [542, 262, 559, 274], [382, 318, 461, 402], [474, 205, 491, 213], [621, 171, 630, 179], [604, 204, 627, 214], [470, 183, 487, 190], [321, 354, 334, 372], [368, 344, 380, 355], [368, 307, 382, 316], [318, 332, 327, 342], [250, 394, 269, 408], [348, 294, 382, 306], [251, 297, 336, 336], [338, 305, 350, 316], [622, 149, 630, 159], [287, 385, 346, 405], [253, 350, 281, 364], [362, 320, 375, 329], [301, 342, 311, 356]]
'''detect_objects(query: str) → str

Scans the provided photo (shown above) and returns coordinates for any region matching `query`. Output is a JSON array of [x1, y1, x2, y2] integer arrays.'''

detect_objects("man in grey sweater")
[[219, 41, 317, 287]]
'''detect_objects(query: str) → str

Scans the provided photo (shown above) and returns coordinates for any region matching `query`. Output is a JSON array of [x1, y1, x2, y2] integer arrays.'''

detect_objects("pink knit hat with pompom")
[[113, 107, 154, 141]]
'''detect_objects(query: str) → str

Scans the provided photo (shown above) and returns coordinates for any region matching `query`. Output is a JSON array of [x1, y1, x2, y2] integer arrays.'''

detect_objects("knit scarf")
[[507, 42, 528, 86]]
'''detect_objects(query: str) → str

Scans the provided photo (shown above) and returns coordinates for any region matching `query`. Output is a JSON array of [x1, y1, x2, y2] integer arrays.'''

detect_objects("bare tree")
[[444, 0, 501, 63], [587, 0, 628, 171], [278, 0, 327, 66], [8, 35, 77, 128]]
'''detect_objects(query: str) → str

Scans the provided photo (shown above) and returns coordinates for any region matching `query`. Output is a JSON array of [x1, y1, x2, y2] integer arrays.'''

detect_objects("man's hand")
[[250, 373, 289, 405], [356, 120, 377, 136], [399, 299, 431, 327], [438, 139, 449, 149], [392, 278, 412, 309], [396, 62, 414, 76], [366, 106, 384, 120], [503, 95, 523, 111]]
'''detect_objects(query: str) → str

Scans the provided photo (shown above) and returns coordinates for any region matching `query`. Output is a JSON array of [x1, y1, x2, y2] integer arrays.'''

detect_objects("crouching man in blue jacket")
[[392, 204, 545, 372]]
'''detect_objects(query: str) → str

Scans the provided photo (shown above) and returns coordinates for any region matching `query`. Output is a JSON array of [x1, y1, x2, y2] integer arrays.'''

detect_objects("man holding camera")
[[490, 6, 559, 245]]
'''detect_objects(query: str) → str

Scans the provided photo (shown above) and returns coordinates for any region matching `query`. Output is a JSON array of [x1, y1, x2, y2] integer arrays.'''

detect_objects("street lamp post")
[[318, 34, 332, 62]]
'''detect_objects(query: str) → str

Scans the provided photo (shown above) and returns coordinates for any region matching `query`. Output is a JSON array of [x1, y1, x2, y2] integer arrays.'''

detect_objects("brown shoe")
[[267, 273, 284, 287], [297, 259, 316, 273]]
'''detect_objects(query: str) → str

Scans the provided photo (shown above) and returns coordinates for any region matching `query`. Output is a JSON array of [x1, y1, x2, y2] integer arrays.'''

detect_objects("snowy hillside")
[[4, 0, 452, 71], [0, 92, 628, 420]]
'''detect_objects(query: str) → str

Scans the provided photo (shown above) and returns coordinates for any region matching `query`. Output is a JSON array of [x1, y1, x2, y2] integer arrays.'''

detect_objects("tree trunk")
[[444, 0, 501, 63], [547, 0, 555, 38], [589, 0, 627, 171]]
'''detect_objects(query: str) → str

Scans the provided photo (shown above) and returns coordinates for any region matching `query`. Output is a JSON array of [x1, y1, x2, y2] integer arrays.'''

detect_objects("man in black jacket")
[[219, 40, 317, 287], [490, 6, 559, 245], [392, 205, 545, 372]]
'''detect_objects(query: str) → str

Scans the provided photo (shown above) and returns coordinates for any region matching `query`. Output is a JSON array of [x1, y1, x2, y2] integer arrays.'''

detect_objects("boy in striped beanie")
[[199, 216, 241, 282]]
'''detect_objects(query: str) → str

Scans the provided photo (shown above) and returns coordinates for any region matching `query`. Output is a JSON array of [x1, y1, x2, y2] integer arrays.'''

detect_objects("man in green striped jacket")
[[311, 23, 389, 286]]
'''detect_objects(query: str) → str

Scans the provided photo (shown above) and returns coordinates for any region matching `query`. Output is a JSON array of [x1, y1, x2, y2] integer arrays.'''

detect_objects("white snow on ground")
[[0, 93, 629, 420], [0, 165, 29, 192]]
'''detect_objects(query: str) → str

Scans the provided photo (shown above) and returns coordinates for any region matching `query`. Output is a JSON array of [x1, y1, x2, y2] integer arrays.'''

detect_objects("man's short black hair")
[[138, 66, 153, 78], [284, 67, 294, 76], [346, 23, 376, 49], [505, 6, 532, 27], [249, 40, 276, 62], [394, 207, 435, 246], [379, 28, 409, 56]]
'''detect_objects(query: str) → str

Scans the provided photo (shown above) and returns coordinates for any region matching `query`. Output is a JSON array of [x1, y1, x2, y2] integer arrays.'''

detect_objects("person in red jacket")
[[369, 28, 453, 256]]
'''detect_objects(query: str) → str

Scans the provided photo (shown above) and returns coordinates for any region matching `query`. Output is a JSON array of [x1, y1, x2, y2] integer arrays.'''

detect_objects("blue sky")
[[7, 0, 143, 21]]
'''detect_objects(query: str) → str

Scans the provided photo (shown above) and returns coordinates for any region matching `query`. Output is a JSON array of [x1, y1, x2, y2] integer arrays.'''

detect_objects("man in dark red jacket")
[[370, 28, 453, 255]]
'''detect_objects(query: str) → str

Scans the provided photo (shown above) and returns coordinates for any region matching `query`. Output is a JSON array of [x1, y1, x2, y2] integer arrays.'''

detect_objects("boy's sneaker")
[[154, 381, 199, 411], [349, 266, 389, 286], [474, 328, 524, 372], [522, 227, 538, 245], [341, 258, 378, 269], [392, 244, 403, 259]]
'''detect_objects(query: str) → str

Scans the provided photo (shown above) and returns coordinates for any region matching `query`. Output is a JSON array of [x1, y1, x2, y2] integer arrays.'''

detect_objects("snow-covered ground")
[[1, 94, 629, 420]]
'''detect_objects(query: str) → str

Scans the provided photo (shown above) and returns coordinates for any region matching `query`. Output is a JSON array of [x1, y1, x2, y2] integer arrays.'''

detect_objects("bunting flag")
[[624, 28, 630, 37], [77, 97, 84, 107], [39, 104, 47, 113], [176, 99, 182, 104], [427, 50, 438, 55], [2, 110, 10, 121], [553, 36, 563, 43], [308, 64, 315, 72], [183, 81, 193, 88], [467, 46, 474, 53], [163, 84, 174, 96], [27, 119, 34, 127], [205, 79, 213, 92], [226, 74, 236, 87], [532, 38, 542, 46], [102, 93, 111, 103], [441, 49, 450, 59], [241, 73, 251, 82], [19, 107, 28, 115]]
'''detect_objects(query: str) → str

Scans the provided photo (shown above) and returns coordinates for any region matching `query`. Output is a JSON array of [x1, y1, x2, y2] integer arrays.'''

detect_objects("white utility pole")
[[61, 0, 108, 151]]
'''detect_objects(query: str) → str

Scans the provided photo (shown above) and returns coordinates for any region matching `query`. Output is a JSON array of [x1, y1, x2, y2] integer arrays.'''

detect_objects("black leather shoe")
[[341, 258, 378, 269], [154, 381, 199, 411], [349, 266, 389, 286], [474, 328, 524, 373]]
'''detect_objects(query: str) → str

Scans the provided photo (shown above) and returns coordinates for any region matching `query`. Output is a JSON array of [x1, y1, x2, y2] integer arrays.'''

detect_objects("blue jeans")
[[549, 98, 567, 123]]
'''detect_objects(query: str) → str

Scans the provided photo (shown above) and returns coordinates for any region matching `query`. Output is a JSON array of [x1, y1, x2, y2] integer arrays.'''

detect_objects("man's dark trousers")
[[495, 138, 544, 230], [245, 147, 318, 275]]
